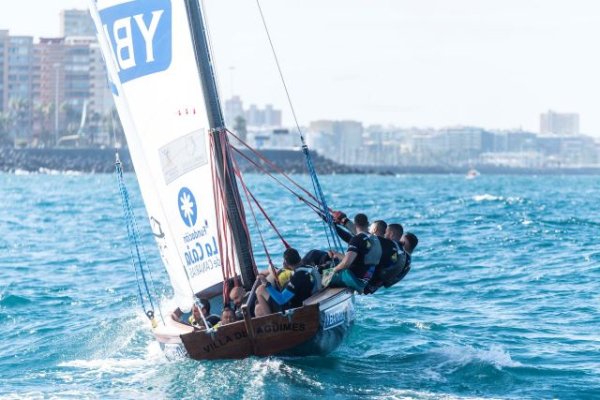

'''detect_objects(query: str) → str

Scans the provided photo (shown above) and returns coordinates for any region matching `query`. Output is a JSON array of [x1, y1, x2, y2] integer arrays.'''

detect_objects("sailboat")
[[88, 0, 354, 360], [466, 168, 480, 180]]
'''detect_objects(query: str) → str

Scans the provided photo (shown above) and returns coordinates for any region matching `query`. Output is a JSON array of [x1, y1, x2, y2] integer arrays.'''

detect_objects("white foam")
[[437, 344, 522, 370], [241, 358, 323, 399], [414, 321, 432, 330], [58, 313, 167, 377], [11, 168, 82, 176], [0, 389, 100, 400], [59, 357, 150, 373], [374, 388, 503, 400], [472, 194, 502, 202]]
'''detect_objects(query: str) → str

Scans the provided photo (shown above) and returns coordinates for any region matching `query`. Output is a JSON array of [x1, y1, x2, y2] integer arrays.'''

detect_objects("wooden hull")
[[154, 288, 354, 360]]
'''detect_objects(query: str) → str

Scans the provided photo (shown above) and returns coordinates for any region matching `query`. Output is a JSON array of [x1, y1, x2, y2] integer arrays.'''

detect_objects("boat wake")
[[57, 342, 165, 375]]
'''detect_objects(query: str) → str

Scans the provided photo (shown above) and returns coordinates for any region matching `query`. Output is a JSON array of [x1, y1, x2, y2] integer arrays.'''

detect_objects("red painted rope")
[[231, 153, 290, 249], [230, 145, 322, 211], [227, 129, 326, 207], [219, 132, 258, 276]]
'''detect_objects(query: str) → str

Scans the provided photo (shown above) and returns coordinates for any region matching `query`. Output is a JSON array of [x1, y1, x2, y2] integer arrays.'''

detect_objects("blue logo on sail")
[[99, 0, 172, 83], [178, 187, 197, 227]]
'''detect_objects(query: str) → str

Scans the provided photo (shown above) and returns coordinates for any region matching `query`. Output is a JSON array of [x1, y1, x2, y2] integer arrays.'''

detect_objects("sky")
[[1, 0, 599, 134]]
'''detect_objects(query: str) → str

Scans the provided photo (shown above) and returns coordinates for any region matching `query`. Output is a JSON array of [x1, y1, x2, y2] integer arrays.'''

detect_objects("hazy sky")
[[1, 0, 599, 134]]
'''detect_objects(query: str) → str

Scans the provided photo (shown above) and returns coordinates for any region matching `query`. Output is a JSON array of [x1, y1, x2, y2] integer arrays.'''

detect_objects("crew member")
[[212, 306, 236, 329], [189, 298, 221, 328], [257, 248, 318, 312], [364, 227, 418, 294], [328, 213, 382, 293], [229, 286, 246, 320]]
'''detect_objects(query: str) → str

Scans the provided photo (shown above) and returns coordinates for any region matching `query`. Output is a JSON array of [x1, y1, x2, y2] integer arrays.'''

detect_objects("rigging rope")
[[252, 2, 344, 252], [115, 155, 164, 325], [237, 182, 290, 249], [227, 129, 322, 206], [231, 150, 283, 290], [229, 145, 319, 210], [210, 133, 236, 297], [210, 131, 260, 302], [231, 135, 341, 253]]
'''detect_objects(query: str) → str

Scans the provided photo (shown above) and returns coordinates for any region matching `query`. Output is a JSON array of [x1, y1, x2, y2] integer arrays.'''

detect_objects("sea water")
[[0, 173, 598, 399]]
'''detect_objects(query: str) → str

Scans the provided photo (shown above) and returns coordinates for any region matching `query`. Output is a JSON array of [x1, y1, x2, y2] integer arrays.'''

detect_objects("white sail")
[[89, 0, 238, 309]]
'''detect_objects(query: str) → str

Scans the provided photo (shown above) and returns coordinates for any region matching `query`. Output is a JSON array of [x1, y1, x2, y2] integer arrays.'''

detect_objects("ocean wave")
[[472, 194, 523, 204], [58, 347, 163, 375], [10, 168, 82, 176], [473, 194, 503, 202], [0, 294, 32, 307], [246, 357, 324, 396], [0, 390, 100, 400], [435, 344, 522, 370], [2, 173, 599, 399], [372, 388, 502, 400]]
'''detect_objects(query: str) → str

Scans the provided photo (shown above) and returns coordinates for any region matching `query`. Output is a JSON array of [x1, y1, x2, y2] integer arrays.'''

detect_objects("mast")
[[184, 0, 256, 289]]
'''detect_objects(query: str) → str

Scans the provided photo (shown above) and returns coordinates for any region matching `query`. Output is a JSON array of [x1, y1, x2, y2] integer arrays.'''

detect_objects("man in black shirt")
[[363, 225, 417, 294], [328, 214, 382, 293]]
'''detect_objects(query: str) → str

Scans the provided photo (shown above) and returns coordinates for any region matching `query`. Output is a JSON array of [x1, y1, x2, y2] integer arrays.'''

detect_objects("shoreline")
[[2, 147, 600, 175]]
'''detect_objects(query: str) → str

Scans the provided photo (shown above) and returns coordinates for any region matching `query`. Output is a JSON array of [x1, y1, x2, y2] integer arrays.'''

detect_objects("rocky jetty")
[[0, 147, 132, 173], [0, 147, 370, 175]]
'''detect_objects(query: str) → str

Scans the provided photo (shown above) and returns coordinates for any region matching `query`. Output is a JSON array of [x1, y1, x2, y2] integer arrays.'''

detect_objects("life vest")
[[189, 314, 219, 328], [363, 233, 382, 267], [277, 268, 293, 287], [296, 266, 322, 294], [378, 241, 411, 288], [188, 315, 199, 326]]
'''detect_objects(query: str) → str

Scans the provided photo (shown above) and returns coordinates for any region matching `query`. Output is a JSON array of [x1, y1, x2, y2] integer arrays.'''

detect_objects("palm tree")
[[60, 101, 82, 136], [88, 111, 102, 146], [8, 98, 31, 147], [102, 107, 125, 148], [32, 101, 54, 147], [233, 115, 248, 143], [0, 112, 12, 146]]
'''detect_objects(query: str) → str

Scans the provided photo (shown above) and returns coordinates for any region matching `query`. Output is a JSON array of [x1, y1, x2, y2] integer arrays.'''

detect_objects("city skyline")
[[1, 0, 599, 135]]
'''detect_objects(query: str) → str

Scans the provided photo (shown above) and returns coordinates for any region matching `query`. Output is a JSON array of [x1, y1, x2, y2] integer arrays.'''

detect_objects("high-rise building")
[[33, 35, 114, 145], [1, 11, 118, 146], [309, 120, 363, 164], [5, 35, 35, 143], [63, 37, 91, 111], [224, 96, 244, 127], [0, 30, 9, 113], [34, 37, 66, 144], [88, 41, 114, 116], [60, 9, 96, 37], [245, 104, 263, 126], [540, 110, 579, 135], [263, 104, 282, 127]]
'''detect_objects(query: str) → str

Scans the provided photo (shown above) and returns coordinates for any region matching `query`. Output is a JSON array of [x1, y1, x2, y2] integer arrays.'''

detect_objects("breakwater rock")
[[0, 147, 369, 175], [0, 147, 132, 173]]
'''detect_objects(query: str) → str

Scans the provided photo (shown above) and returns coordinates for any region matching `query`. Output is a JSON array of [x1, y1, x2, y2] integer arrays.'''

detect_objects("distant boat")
[[466, 168, 480, 180], [88, 0, 355, 360]]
